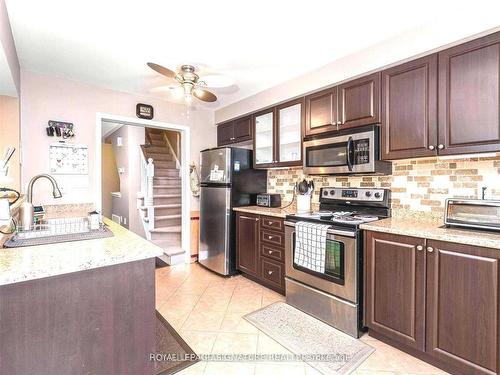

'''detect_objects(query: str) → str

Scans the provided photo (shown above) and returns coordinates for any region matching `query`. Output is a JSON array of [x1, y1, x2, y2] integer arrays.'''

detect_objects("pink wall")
[[0, 95, 19, 189], [0, 0, 19, 95], [20, 70, 215, 207]]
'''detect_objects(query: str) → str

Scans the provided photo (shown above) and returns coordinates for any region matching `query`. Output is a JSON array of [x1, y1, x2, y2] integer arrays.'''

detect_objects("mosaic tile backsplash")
[[267, 154, 500, 214]]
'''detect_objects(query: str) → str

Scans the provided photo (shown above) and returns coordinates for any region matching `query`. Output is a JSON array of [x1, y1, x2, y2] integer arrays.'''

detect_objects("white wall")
[[20, 70, 216, 209], [216, 23, 500, 123]]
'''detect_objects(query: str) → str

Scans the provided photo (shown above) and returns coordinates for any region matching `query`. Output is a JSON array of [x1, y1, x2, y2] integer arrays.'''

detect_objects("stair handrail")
[[139, 149, 155, 232], [162, 132, 181, 170]]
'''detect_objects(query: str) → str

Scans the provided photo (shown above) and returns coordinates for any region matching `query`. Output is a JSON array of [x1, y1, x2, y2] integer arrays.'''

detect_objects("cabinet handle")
[[416, 245, 423, 251], [268, 221, 273, 225], [427, 246, 434, 253], [268, 270, 274, 275], [241, 216, 259, 221], [268, 235, 273, 240], [268, 250, 274, 255], [428, 145, 435, 150], [438, 144, 444, 150]]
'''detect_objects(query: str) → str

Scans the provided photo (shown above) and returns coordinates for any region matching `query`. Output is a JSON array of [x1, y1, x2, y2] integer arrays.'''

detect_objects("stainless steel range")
[[284, 187, 390, 337]]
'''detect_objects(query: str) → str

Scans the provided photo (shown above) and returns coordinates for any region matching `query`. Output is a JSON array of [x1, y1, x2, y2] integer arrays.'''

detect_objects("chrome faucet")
[[20, 174, 63, 230]]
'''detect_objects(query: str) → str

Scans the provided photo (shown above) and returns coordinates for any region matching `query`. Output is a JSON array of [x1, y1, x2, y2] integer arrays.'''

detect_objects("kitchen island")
[[0, 219, 163, 375]]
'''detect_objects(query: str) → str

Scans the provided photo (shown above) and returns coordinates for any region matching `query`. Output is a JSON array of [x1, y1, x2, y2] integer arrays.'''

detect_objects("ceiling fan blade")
[[193, 88, 217, 102], [199, 74, 235, 88], [147, 62, 176, 78]]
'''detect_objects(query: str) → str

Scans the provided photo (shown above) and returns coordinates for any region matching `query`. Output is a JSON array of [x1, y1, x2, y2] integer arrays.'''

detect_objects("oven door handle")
[[346, 136, 354, 172], [284, 221, 356, 238]]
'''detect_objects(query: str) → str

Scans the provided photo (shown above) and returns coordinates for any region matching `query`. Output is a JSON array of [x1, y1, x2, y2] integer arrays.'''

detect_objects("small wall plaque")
[[136, 103, 154, 120]]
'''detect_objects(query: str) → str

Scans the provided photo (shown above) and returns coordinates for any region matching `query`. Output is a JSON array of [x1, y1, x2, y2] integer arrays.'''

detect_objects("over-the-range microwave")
[[303, 125, 391, 175]]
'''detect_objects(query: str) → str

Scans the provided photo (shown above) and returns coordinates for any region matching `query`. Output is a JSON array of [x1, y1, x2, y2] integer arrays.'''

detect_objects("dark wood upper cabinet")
[[438, 32, 500, 155], [253, 99, 303, 169], [304, 87, 337, 136], [217, 116, 252, 146], [365, 231, 426, 351], [426, 240, 500, 375], [233, 116, 252, 142], [217, 121, 234, 146], [338, 72, 380, 129], [381, 55, 438, 160], [275, 98, 303, 167], [236, 213, 260, 277]]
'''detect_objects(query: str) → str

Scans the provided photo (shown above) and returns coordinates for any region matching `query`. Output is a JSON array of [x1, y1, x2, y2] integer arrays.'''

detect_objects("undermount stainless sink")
[[3, 217, 113, 248]]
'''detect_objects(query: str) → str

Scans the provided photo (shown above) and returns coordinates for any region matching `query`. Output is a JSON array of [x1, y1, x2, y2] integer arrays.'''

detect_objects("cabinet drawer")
[[260, 230, 284, 247], [260, 216, 284, 232], [260, 244, 285, 262], [260, 257, 285, 290]]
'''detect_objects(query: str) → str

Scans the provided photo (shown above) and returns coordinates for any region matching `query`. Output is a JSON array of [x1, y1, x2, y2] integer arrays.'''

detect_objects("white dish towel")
[[294, 221, 331, 273]]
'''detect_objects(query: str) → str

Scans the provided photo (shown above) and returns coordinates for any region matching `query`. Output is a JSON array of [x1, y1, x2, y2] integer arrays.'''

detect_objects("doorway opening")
[[95, 113, 190, 264]]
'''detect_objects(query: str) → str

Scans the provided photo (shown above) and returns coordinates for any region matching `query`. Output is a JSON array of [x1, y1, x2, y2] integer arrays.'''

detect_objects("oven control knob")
[[330, 190, 335, 196], [374, 192, 381, 199], [365, 191, 372, 197], [323, 190, 328, 196]]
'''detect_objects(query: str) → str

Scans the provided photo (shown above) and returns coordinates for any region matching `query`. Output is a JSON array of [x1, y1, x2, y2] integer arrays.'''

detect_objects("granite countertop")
[[360, 217, 500, 250], [233, 205, 299, 218], [0, 218, 163, 286]]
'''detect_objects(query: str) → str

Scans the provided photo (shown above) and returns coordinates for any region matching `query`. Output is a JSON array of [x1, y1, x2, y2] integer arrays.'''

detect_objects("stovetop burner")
[[286, 187, 391, 228]]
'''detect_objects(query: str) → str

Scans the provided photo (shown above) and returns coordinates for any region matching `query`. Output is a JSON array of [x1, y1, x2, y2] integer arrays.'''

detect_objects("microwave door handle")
[[347, 136, 354, 171]]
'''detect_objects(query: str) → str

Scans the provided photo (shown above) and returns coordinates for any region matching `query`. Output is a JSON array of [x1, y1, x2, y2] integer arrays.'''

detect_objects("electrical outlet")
[[123, 217, 127, 225]]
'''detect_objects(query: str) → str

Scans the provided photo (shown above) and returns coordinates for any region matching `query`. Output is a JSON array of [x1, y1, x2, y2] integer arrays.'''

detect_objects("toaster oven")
[[256, 193, 281, 208], [444, 199, 500, 231]]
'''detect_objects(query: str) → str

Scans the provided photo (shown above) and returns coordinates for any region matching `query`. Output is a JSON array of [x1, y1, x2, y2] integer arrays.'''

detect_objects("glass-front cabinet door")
[[277, 99, 303, 165], [254, 109, 275, 166]]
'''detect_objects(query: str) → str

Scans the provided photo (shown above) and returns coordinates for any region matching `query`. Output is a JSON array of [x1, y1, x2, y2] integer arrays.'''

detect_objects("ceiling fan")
[[147, 62, 233, 104]]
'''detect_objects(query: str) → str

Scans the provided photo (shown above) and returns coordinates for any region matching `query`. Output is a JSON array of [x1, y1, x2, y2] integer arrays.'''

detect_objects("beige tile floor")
[[156, 263, 449, 375]]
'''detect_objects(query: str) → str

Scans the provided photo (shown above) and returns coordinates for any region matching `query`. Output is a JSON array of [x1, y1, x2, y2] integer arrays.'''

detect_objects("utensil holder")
[[297, 195, 311, 213]]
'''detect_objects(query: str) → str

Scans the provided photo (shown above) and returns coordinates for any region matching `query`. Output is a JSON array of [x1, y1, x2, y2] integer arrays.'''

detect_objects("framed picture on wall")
[[136, 103, 154, 120]]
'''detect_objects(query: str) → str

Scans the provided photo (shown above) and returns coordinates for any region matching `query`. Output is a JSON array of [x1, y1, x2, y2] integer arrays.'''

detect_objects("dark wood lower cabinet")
[[236, 212, 260, 277], [0, 259, 156, 375], [365, 231, 426, 351], [236, 212, 285, 294], [425, 240, 500, 375], [365, 231, 500, 375]]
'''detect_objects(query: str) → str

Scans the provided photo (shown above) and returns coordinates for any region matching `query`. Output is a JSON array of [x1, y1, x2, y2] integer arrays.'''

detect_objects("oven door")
[[303, 130, 375, 175], [284, 222, 358, 303]]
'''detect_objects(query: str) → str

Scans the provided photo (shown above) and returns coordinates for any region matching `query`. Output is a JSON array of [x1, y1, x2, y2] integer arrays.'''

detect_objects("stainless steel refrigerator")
[[199, 147, 267, 275]]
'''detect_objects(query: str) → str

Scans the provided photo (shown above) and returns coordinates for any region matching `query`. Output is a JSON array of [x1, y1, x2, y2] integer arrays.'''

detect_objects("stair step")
[[153, 194, 181, 205], [145, 153, 173, 162], [154, 186, 181, 195], [150, 226, 181, 233], [155, 160, 177, 168], [154, 176, 180, 181], [150, 226, 182, 240], [155, 169, 179, 177], [152, 241, 184, 255], [154, 204, 182, 216], [143, 145, 170, 154], [154, 179, 180, 187], [155, 214, 181, 220], [155, 214, 181, 226]]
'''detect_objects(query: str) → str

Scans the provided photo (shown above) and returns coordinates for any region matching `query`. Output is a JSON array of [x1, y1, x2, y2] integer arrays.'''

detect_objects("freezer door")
[[200, 148, 232, 184], [199, 186, 232, 275]]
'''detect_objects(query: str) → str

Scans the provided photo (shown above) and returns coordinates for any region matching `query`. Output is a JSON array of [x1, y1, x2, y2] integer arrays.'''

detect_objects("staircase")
[[138, 128, 184, 265]]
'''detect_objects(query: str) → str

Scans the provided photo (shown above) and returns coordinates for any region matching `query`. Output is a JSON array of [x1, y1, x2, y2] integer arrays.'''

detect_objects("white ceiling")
[[5, 0, 500, 108]]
